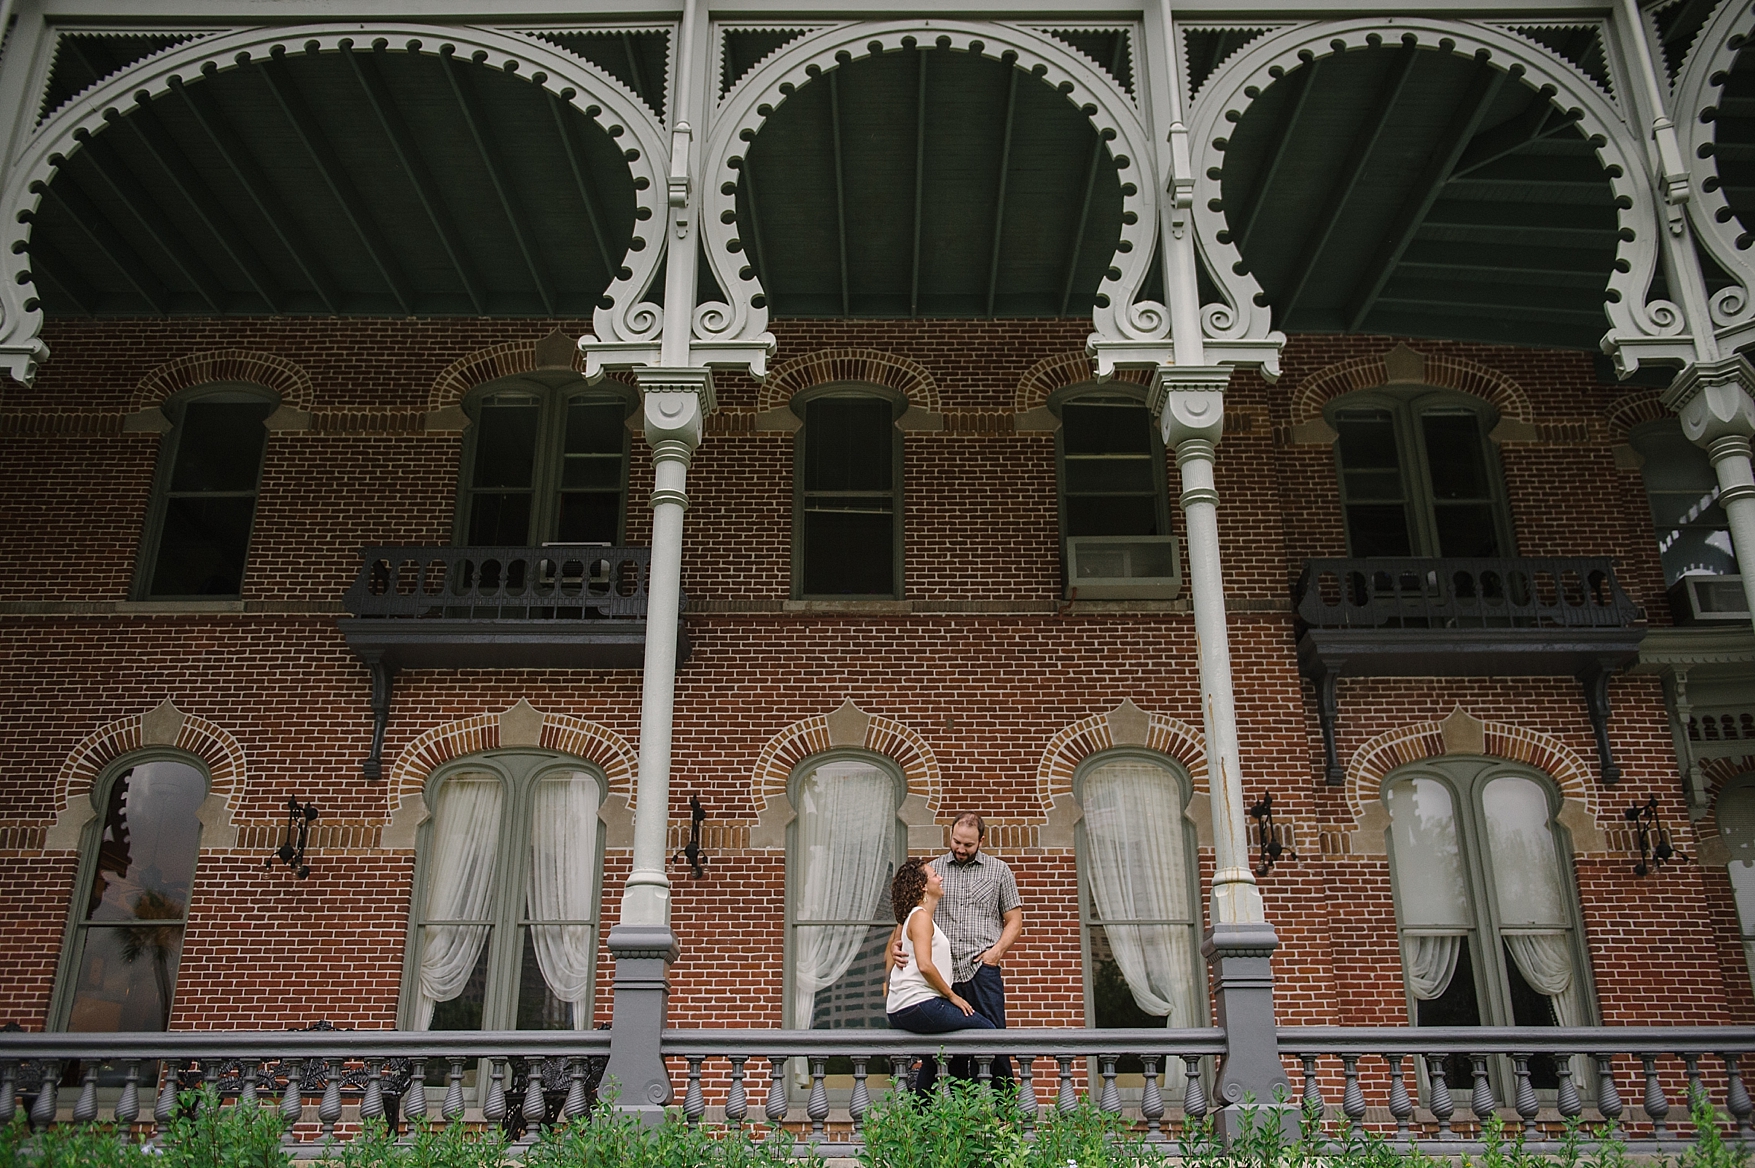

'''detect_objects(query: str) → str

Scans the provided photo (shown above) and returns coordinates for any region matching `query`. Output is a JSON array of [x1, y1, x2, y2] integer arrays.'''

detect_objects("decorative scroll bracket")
[[362, 654, 396, 782], [1579, 668, 1622, 786]]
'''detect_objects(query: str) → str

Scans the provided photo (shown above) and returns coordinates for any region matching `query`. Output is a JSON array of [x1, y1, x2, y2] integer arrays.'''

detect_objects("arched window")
[[458, 374, 634, 546], [134, 385, 277, 599], [1053, 387, 1178, 599], [1717, 775, 1755, 997], [404, 751, 607, 1031], [1383, 760, 1593, 1085], [792, 387, 903, 598], [1328, 390, 1513, 558], [1075, 753, 1204, 1031], [51, 754, 207, 1031], [785, 752, 907, 1030]]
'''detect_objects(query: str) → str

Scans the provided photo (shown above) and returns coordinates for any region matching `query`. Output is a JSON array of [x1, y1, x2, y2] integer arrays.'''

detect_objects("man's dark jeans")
[[949, 963, 1013, 1087], [887, 996, 995, 1095]]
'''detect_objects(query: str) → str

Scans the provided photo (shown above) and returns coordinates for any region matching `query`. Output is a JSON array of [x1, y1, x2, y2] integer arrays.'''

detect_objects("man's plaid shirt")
[[929, 850, 1022, 983]]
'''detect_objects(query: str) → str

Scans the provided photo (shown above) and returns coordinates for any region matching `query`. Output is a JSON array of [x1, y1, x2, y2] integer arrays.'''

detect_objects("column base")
[[604, 924, 680, 1125], [1204, 920, 1290, 1140]]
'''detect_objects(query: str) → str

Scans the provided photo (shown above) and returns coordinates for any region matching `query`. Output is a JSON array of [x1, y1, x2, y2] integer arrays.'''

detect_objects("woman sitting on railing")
[[884, 856, 994, 1094]]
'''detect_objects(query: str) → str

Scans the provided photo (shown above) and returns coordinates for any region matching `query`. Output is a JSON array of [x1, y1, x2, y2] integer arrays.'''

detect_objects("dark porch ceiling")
[[27, 39, 643, 317], [1709, 37, 1755, 256], [1218, 41, 1621, 351]]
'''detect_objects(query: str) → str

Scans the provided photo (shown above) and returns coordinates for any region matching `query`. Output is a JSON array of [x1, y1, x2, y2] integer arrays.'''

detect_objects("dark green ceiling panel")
[[540, 31, 669, 119], [1710, 40, 1755, 252], [38, 33, 193, 126]]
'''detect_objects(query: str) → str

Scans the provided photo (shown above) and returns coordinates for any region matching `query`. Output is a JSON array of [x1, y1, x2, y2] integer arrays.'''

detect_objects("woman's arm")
[[906, 911, 973, 1015]]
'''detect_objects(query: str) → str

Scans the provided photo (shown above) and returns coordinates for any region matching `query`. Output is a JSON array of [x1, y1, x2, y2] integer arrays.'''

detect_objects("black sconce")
[[672, 794, 708, 879], [264, 797, 318, 880], [1625, 795, 1686, 877], [1248, 793, 1293, 875]]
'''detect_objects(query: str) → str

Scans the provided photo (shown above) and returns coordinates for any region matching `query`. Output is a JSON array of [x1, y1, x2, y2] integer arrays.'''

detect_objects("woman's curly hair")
[[891, 857, 930, 923]]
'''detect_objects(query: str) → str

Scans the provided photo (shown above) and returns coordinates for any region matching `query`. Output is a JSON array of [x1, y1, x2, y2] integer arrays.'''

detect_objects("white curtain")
[[1403, 934, 1463, 1001], [416, 777, 503, 1029], [1081, 760, 1201, 1027], [527, 772, 600, 1030], [792, 761, 896, 1028], [1482, 775, 1588, 1027], [1504, 931, 1586, 1026]]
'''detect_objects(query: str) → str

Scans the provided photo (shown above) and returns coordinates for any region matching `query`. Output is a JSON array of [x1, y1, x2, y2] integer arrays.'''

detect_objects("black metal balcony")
[[1294, 558, 1646, 786], [337, 546, 681, 777]]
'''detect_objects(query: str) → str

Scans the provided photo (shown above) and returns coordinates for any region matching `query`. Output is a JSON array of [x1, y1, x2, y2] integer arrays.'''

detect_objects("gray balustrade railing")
[[343, 545, 652, 620], [1294, 557, 1643, 630]]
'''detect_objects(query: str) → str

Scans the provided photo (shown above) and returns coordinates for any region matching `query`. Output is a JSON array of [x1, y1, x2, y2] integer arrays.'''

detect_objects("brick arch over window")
[[757, 348, 941, 414], [1014, 352, 1149, 414], [1289, 344, 1534, 432], [1344, 707, 1608, 856], [1037, 699, 1206, 815], [752, 700, 940, 814], [425, 336, 636, 415], [132, 349, 314, 414], [387, 702, 636, 808], [52, 699, 244, 833], [1606, 389, 1668, 440]]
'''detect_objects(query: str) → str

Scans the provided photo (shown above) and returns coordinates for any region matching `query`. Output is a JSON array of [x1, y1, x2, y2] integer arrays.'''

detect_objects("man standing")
[[892, 811, 1024, 1085]]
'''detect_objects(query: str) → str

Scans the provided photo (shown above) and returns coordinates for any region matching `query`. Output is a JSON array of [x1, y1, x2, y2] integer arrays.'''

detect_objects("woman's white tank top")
[[887, 905, 953, 1014]]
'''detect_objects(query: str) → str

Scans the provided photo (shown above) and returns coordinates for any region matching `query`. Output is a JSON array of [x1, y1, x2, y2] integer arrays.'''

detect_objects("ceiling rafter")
[[1280, 44, 1418, 319], [32, 176, 166, 312], [171, 71, 339, 313], [120, 104, 284, 313], [1344, 60, 1509, 331], [347, 45, 486, 315], [828, 67, 850, 317], [1231, 57, 1318, 257], [260, 49, 412, 314], [910, 47, 927, 319], [986, 67, 1020, 318], [545, 90, 616, 290], [1450, 96, 1579, 179], [440, 46, 554, 316]]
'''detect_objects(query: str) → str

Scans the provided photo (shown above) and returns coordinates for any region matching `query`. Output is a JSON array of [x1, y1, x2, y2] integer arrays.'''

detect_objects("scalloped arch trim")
[[54, 704, 245, 824], [757, 348, 941, 413], [1037, 702, 1207, 814], [752, 707, 941, 810], [1606, 389, 1668, 438], [132, 349, 314, 414], [1289, 347, 1534, 428], [1014, 351, 1148, 413], [388, 708, 636, 802]]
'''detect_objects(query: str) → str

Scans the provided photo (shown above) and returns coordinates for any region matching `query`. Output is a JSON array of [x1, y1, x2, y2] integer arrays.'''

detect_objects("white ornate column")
[[1664, 356, 1755, 627]]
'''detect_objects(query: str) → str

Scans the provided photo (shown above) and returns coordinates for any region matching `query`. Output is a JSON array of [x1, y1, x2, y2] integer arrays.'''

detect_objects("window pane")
[[804, 398, 892, 492], [1481, 775, 1568, 926], [1421, 413, 1493, 501], [564, 400, 625, 455], [555, 493, 618, 544], [148, 496, 257, 596], [1063, 402, 1152, 455], [1345, 504, 1413, 557], [67, 923, 184, 1032], [1634, 423, 1734, 584], [1343, 469, 1405, 502], [1417, 940, 1482, 1090], [168, 401, 271, 492], [1721, 783, 1755, 940], [426, 937, 490, 1031], [793, 760, 896, 1028], [517, 926, 581, 1030], [472, 397, 541, 489], [1385, 778, 1471, 928], [802, 508, 893, 595], [797, 924, 892, 1029], [1433, 503, 1501, 558], [1088, 924, 1163, 1029], [85, 761, 204, 923], [1065, 457, 1156, 497], [1336, 410, 1401, 471], [1066, 496, 1159, 538], [467, 493, 533, 546]]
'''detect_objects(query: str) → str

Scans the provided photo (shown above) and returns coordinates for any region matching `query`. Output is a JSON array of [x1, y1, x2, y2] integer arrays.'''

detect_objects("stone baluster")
[[360, 1060, 385, 1128], [482, 1059, 508, 1126], [1469, 1055, 1496, 1129], [115, 1060, 141, 1129], [764, 1057, 788, 1125], [200, 1060, 219, 1113], [1098, 1056, 1122, 1115], [1424, 1054, 1455, 1139], [683, 1056, 704, 1128], [563, 1058, 589, 1122], [318, 1060, 343, 1143], [807, 1057, 828, 1135], [1183, 1054, 1209, 1123], [0, 1060, 16, 1127], [521, 1057, 547, 1139], [726, 1056, 748, 1126], [1724, 1054, 1753, 1138], [1385, 1054, 1412, 1142], [887, 1055, 912, 1097], [403, 1059, 428, 1127], [1056, 1055, 1077, 1113], [73, 1062, 99, 1124], [974, 1055, 993, 1089], [1141, 1055, 1164, 1138], [1596, 1055, 1624, 1125], [1300, 1053, 1323, 1118], [1016, 1056, 1039, 1132], [849, 1057, 870, 1135], [1511, 1055, 1539, 1129], [239, 1061, 259, 1111], [443, 1058, 466, 1123], [31, 1059, 59, 1132], [1686, 1053, 1705, 1111], [1642, 1054, 1671, 1138], [276, 1058, 301, 1144], [1555, 1055, 1582, 1120], [1341, 1054, 1365, 1136]]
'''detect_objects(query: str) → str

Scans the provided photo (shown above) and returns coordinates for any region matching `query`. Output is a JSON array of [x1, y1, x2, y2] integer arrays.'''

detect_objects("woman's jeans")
[[887, 997, 996, 1095]]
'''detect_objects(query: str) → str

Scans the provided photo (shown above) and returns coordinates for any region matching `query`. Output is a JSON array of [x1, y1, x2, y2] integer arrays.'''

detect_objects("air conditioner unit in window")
[[1670, 574, 1752, 623], [1065, 535, 1182, 600]]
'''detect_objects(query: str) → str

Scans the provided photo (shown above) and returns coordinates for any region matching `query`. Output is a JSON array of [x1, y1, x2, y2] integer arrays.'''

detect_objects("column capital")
[[1147, 365, 1233, 449], [634, 366, 716, 451], [1663, 354, 1755, 447]]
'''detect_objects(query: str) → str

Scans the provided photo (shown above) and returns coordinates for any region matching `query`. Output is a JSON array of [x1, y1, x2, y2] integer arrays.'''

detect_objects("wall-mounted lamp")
[[264, 797, 318, 879], [672, 794, 708, 880], [1248, 793, 1294, 876], [1625, 795, 1687, 877]]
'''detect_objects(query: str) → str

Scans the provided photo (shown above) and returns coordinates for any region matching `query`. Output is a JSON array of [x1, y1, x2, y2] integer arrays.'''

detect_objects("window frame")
[[789, 383, 907, 601], [1050, 383, 1174, 548], [1071, 748, 1208, 1032], [781, 748, 910, 1031], [1716, 773, 1755, 999], [48, 748, 210, 1032], [1326, 388, 1516, 559], [1629, 417, 1735, 588], [397, 749, 610, 1032], [453, 372, 637, 549], [131, 383, 279, 601]]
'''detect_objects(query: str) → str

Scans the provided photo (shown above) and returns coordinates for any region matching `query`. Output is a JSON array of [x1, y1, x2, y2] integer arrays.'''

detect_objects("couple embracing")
[[882, 813, 1023, 1093]]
